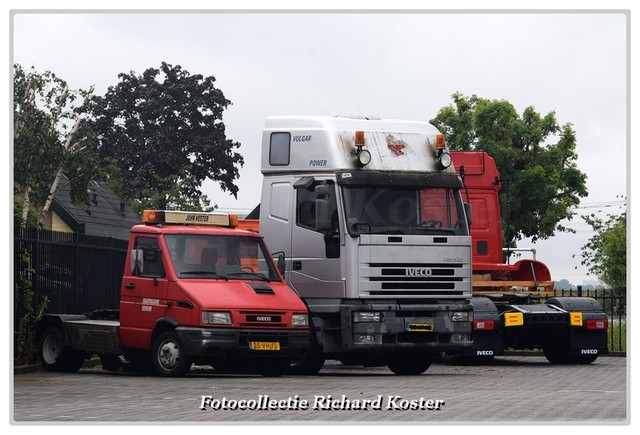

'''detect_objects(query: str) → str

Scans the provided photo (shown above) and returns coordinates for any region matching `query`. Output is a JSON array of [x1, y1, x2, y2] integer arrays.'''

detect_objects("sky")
[[6, 2, 634, 287]]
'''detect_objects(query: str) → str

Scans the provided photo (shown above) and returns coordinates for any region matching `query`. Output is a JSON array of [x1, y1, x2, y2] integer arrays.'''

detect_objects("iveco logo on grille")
[[247, 315, 281, 322], [406, 267, 432, 277]]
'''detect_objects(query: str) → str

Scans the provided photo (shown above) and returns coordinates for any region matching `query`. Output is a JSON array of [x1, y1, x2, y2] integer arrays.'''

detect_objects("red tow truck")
[[36, 210, 310, 377], [447, 151, 609, 364]]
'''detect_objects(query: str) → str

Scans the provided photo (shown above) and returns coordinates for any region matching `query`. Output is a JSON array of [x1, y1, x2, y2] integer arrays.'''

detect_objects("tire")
[[570, 354, 598, 364], [543, 344, 571, 364], [386, 355, 432, 375], [151, 331, 192, 377], [38, 326, 85, 373]]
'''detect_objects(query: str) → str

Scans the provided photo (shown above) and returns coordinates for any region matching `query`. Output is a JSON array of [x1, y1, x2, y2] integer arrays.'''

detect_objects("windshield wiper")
[[226, 272, 270, 282], [179, 271, 228, 280], [413, 227, 456, 235]]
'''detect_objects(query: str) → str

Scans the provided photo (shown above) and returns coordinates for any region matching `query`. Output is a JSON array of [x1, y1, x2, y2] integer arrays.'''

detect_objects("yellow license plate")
[[249, 341, 280, 351], [407, 323, 434, 332]]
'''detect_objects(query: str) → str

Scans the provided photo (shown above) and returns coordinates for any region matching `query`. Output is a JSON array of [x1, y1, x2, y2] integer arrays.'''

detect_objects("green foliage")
[[431, 92, 588, 248], [91, 62, 244, 213], [13, 64, 101, 226], [14, 250, 49, 366], [581, 206, 627, 289]]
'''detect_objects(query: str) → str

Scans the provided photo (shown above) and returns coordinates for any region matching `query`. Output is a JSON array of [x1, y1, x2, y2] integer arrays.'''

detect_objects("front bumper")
[[175, 327, 310, 360], [336, 301, 474, 353]]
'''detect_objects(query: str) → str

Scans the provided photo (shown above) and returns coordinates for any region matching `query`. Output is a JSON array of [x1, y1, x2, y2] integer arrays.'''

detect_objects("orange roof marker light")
[[142, 210, 239, 228], [354, 130, 371, 167], [433, 133, 452, 170]]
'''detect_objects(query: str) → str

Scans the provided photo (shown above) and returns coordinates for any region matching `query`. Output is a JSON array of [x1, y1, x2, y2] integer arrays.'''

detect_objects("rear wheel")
[[543, 343, 571, 364], [570, 353, 599, 364], [152, 331, 192, 376], [38, 326, 85, 372], [386, 355, 432, 375]]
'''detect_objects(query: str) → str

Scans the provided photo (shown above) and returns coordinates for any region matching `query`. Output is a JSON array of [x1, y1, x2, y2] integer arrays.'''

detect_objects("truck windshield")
[[164, 235, 279, 281], [341, 186, 468, 236]]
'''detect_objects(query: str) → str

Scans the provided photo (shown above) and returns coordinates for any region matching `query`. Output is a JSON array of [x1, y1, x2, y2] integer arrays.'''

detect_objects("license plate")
[[249, 341, 280, 351], [407, 322, 434, 332]]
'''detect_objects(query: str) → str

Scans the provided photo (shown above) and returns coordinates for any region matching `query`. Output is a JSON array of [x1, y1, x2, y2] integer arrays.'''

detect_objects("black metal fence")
[[14, 228, 128, 320], [13, 228, 627, 353]]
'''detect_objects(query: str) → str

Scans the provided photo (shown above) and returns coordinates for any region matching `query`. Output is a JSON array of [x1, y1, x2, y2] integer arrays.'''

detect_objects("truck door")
[[120, 235, 169, 349], [290, 179, 345, 298]]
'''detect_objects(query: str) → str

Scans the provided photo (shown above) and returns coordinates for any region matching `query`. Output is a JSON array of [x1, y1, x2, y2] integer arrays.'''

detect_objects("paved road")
[[12, 356, 627, 424]]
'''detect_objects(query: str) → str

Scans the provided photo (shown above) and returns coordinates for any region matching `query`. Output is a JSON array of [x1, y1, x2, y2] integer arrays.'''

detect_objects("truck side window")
[[296, 180, 340, 258], [133, 237, 165, 278], [269, 132, 290, 166]]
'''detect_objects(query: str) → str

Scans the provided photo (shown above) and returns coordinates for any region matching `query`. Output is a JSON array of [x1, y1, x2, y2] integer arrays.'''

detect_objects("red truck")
[[447, 151, 609, 364], [36, 210, 310, 377]]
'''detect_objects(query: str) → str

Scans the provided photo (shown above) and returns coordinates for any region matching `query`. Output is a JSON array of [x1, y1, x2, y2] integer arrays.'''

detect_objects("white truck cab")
[[254, 115, 474, 375]]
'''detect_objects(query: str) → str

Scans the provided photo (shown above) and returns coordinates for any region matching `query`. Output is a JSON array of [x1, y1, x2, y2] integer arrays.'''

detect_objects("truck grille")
[[360, 262, 468, 298], [239, 311, 286, 328]]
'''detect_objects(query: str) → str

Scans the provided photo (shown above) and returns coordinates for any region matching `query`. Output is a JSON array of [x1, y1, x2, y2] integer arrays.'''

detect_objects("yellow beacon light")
[[354, 130, 371, 167], [142, 210, 237, 227]]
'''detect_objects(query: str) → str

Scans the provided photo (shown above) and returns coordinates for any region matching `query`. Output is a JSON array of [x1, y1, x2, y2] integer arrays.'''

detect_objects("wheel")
[[543, 344, 571, 364], [152, 331, 192, 377], [386, 355, 432, 375], [570, 354, 598, 364], [38, 326, 86, 372]]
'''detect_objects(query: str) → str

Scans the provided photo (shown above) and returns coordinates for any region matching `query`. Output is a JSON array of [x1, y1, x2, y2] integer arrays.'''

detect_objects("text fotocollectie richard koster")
[[199, 394, 445, 411]]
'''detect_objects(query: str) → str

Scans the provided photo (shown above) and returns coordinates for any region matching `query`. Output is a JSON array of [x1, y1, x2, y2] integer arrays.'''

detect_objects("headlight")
[[201, 311, 231, 325], [353, 311, 382, 322], [292, 313, 309, 327], [450, 311, 471, 322]]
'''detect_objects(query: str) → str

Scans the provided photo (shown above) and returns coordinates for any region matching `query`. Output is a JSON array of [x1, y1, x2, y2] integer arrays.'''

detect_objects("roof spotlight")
[[437, 151, 452, 170], [356, 148, 372, 167]]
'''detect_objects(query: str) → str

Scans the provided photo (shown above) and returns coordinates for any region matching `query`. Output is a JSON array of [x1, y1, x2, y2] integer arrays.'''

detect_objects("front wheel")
[[387, 355, 432, 375], [38, 326, 86, 372], [152, 331, 192, 376]]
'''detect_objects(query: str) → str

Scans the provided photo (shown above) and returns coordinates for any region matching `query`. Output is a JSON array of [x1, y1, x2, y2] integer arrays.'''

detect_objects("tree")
[[13, 64, 100, 227], [431, 92, 588, 249], [91, 62, 244, 213], [580, 208, 626, 289]]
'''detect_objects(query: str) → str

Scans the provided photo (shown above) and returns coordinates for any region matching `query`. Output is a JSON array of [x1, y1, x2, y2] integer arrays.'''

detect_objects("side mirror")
[[315, 184, 332, 232], [272, 251, 286, 275], [130, 249, 144, 275]]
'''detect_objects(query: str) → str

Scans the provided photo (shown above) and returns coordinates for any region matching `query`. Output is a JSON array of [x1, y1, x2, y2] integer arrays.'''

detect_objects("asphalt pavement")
[[12, 355, 628, 425]]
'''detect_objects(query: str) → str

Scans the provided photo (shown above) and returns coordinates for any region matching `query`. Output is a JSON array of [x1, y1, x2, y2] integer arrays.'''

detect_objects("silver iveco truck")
[[243, 115, 474, 375]]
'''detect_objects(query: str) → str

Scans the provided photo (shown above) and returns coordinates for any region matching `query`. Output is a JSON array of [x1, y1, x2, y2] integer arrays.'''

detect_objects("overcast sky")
[[8, 5, 633, 286]]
